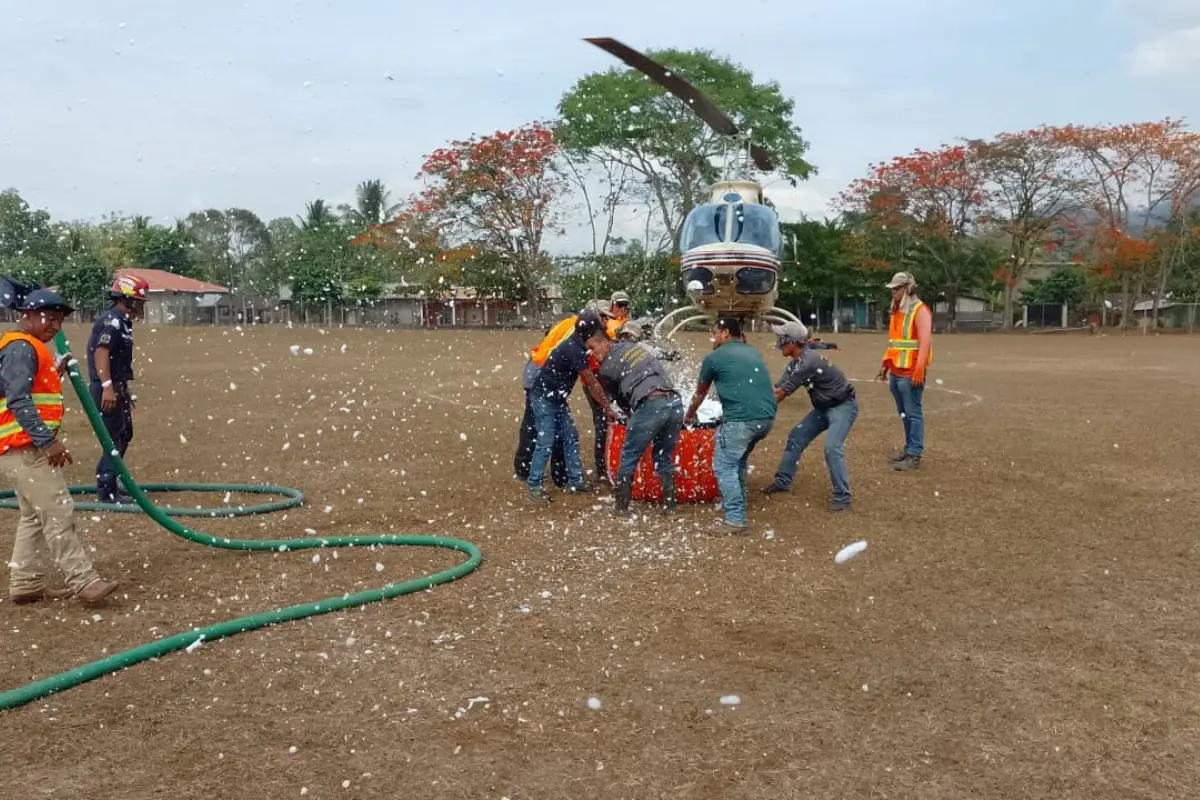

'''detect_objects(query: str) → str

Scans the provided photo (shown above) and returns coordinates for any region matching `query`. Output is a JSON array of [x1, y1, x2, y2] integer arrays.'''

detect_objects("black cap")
[[17, 289, 74, 315], [575, 308, 604, 339]]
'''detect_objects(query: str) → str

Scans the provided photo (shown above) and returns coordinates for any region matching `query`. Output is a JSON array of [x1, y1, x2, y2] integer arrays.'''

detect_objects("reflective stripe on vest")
[[883, 301, 931, 370], [0, 331, 65, 452]]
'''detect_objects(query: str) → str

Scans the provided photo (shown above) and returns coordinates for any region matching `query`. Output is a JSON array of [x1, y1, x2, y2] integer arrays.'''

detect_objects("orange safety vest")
[[0, 331, 64, 453], [531, 315, 615, 372], [530, 316, 578, 366], [883, 301, 932, 374], [605, 317, 625, 339]]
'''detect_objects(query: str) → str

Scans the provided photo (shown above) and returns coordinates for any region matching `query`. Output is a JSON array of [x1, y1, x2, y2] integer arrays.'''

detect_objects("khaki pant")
[[0, 447, 99, 596]]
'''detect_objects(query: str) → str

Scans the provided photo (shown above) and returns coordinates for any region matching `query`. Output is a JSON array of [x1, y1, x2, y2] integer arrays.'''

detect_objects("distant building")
[[114, 268, 230, 325], [277, 281, 562, 327]]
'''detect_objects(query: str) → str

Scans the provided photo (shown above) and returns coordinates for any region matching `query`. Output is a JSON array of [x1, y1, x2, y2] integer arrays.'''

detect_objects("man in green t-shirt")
[[684, 317, 776, 531]]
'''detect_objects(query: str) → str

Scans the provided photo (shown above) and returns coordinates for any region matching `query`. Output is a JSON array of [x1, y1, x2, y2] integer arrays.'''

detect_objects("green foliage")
[[0, 189, 58, 284], [282, 215, 393, 307], [1019, 264, 1087, 306], [777, 219, 881, 309], [53, 257, 109, 308], [128, 223, 196, 276], [557, 246, 678, 314], [557, 49, 813, 246], [339, 180, 401, 231]]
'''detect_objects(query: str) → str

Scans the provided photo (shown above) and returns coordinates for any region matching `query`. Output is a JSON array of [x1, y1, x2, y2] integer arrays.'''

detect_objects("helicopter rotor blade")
[[584, 37, 775, 172]]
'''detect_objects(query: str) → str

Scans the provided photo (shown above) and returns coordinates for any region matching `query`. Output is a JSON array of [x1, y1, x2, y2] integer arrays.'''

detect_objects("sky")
[[1, 0, 1198, 254]]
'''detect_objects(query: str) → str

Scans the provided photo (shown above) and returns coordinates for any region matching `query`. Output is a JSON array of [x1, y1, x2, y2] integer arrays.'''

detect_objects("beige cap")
[[886, 271, 916, 289], [585, 299, 616, 319]]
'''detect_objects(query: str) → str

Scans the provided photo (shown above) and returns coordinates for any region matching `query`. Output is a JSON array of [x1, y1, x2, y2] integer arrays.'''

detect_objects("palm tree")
[[339, 180, 401, 229], [299, 199, 337, 230]]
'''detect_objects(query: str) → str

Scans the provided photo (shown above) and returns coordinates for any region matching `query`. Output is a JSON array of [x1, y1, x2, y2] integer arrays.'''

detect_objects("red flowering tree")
[[413, 121, 567, 320], [838, 144, 992, 329], [1045, 119, 1198, 327]]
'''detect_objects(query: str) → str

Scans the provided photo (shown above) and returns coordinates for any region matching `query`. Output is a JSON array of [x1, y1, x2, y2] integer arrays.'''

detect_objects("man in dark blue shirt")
[[526, 310, 617, 503], [86, 274, 148, 505]]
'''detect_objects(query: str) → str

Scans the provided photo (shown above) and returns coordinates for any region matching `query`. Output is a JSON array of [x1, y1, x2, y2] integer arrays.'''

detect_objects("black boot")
[[660, 475, 677, 515], [612, 476, 633, 517]]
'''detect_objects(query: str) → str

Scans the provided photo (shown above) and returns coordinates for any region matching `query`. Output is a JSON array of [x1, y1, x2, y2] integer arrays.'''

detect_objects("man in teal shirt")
[[684, 317, 776, 531]]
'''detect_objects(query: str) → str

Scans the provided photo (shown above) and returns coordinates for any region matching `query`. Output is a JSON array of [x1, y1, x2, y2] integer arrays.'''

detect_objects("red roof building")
[[114, 268, 229, 325], [114, 268, 229, 295]]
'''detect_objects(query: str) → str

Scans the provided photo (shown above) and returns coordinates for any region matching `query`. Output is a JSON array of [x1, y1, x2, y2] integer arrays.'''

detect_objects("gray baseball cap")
[[618, 319, 646, 340], [771, 321, 809, 346]]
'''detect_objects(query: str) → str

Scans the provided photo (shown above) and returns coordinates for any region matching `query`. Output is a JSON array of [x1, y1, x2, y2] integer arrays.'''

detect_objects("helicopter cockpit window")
[[736, 267, 776, 295], [680, 204, 723, 250], [732, 205, 782, 255], [681, 203, 782, 254]]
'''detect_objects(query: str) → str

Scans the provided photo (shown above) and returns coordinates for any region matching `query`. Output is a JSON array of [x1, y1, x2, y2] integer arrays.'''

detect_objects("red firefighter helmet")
[[111, 274, 150, 302]]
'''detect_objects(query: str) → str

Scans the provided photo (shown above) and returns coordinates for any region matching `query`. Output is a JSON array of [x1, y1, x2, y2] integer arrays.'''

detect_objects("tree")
[[1045, 120, 1193, 329], [128, 221, 196, 276], [51, 223, 110, 309], [838, 144, 992, 330], [339, 180, 402, 230], [972, 130, 1083, 328], [0, 189, 58, 286], [555, 150, 633, 257], [557, 49, 813, 252], [1018, 264, 1085, 306], [413, 122, 566, 321], [777, 218, 879, 326], [556, 244, 675, 314], [299, 199, 338, 231]]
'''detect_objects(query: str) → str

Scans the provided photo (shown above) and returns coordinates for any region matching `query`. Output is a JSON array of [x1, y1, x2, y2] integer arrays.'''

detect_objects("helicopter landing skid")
[[653, 306, 813, 340]]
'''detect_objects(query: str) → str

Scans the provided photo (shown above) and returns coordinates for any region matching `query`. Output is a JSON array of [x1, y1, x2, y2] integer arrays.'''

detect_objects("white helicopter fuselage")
[[678, 180, 782, 317]]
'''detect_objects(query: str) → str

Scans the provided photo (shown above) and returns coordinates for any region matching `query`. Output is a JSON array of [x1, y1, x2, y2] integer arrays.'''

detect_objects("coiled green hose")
[[0, 330, 482, 711]]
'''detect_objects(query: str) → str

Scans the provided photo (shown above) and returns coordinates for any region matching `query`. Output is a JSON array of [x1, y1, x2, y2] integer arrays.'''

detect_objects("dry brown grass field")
[[2, 324, 1198, 799]]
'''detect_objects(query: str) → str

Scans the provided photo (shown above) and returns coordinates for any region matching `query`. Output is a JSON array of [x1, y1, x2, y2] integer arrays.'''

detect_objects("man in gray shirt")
[[0, 289, 118, 605], [589, 328, 683, 517], [762, 321, 859, 512]]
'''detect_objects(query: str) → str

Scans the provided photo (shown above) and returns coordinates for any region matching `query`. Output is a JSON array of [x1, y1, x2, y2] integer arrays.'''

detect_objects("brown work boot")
[[893, 455, 922, 472], [75, 579, 120, 605], [889, 451, 908, 463], [10, 587, 73, 605]]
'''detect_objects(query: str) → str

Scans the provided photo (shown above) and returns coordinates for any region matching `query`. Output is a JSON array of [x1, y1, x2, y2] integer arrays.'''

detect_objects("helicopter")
[[584, 37, 810, 341]]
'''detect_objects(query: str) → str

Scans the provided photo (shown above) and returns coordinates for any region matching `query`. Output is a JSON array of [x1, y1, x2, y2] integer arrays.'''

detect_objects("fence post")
[[1061, 302, 1067, 328], [1023, 305, 1029, 328]]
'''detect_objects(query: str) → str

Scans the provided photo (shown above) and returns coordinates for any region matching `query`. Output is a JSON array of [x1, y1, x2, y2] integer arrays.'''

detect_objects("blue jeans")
[[772, 397, 858, 502], [712, 418, 774, 525], [616, 395, 684, 482], [528, 394, 584, 490], [888, 374, 925, 457]]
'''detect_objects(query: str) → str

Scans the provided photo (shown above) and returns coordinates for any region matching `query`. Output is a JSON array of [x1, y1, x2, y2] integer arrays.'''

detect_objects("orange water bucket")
[[606, 422, 720, 503]]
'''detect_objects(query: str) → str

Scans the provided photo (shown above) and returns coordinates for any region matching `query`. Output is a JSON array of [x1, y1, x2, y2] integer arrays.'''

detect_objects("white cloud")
[[1117, 0, 1200, 77], [1130, 26, 1200, 76]]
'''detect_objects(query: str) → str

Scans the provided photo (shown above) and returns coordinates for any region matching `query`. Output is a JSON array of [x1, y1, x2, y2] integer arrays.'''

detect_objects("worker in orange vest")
[[515, 301, 617, 485], [606, 290, 632, 338], [0, 289, 119, 606], [876, 271, 933, 471]]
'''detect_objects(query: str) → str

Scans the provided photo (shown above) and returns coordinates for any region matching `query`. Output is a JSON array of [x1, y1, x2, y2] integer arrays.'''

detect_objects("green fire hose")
[[0, 330, 482, 711]]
